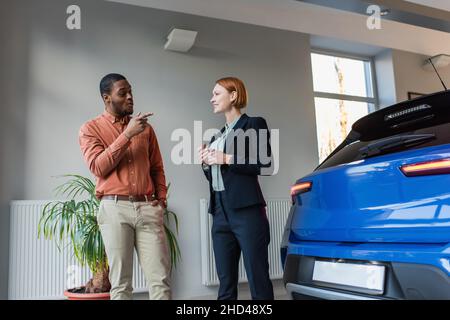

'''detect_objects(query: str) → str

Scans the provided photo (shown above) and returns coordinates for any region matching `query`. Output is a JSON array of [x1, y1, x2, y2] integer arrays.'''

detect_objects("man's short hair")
[[99, 73, 127, 97]]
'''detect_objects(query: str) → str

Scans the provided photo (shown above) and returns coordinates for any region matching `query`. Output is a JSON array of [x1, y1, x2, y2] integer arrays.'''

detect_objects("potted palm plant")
[[38, 174, 180, 300]]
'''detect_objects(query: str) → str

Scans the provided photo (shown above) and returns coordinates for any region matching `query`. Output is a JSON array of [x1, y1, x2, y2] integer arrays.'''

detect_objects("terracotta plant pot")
[[64, 287, 110, 300]]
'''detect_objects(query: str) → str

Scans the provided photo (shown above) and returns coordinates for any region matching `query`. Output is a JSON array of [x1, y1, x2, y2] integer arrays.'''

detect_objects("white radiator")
[[8, 200, 147, 300], [200, 198, 291, 286]]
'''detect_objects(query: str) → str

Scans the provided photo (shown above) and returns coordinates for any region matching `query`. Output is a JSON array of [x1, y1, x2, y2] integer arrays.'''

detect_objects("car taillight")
[[290, 181, 312, 202], [400, 159, 450, 177]]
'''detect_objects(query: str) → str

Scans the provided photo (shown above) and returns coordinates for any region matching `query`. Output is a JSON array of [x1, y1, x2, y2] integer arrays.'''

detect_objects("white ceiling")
[[106, 0, 450, 57], [405, 0, 450, 12]]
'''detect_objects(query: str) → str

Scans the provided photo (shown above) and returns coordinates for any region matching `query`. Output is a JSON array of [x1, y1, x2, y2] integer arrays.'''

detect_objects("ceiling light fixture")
[[423, 54, 450, 70]]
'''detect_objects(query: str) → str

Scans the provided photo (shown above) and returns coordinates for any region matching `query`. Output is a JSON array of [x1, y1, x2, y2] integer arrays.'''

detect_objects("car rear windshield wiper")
[[359, 133, 436, 158]]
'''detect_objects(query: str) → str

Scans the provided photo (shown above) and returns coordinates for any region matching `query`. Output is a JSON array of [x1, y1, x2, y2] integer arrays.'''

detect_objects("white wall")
[[392, 50, 450, 101], [108, 0, 450, 57], [1, 0, 317, 299], [0, 1, 31, 299], [373, 47, 450, 111], [374, 49, 398, 108]]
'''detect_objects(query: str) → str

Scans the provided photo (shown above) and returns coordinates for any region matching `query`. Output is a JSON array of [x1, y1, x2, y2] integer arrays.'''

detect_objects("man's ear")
[[102, 94, 110, 104]]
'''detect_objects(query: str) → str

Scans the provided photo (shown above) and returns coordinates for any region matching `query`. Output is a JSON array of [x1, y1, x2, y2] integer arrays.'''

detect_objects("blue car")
[[281, 90, 450, 300]]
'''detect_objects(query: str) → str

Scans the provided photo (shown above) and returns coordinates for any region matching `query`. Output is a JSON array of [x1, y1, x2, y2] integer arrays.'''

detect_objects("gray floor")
[[134, 280, 290, 300]]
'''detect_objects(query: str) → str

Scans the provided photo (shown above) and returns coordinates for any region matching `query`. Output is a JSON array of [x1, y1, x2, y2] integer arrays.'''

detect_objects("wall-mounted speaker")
[[164, 28, 198, 52]]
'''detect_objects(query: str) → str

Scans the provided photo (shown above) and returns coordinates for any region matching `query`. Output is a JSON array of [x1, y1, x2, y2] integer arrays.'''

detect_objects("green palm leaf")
[[38, 175, 181, 279]]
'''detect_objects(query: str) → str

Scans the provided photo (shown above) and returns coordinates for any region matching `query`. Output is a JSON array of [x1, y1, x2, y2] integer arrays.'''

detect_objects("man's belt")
[[101, 195, 153, 202]]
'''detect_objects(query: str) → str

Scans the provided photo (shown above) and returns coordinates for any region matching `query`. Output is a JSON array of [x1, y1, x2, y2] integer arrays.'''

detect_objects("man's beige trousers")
[[98, 199, 171, 300]]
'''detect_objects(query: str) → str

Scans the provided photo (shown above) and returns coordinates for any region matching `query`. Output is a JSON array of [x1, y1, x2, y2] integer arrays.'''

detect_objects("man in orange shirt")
[[79, 73, 170, 300]]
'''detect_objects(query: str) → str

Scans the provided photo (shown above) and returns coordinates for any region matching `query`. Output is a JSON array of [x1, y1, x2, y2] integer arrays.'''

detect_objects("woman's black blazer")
[[202, 113, 273, 213]]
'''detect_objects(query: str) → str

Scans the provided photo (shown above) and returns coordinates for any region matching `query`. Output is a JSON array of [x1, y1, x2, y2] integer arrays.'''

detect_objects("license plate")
[[312, 260, 385, 293]]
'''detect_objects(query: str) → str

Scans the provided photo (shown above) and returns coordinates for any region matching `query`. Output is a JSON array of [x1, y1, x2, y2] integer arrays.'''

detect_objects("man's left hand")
[[150, 199, 167, 208]]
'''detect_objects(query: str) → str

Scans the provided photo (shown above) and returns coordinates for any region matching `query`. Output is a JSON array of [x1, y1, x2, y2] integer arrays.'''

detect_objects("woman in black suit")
[[198, 77, 274, 300]]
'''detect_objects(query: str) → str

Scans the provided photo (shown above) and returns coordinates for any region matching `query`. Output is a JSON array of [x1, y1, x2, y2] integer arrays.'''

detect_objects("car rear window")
[[317, 123, 450, 170], [316, 91, 450, 170]]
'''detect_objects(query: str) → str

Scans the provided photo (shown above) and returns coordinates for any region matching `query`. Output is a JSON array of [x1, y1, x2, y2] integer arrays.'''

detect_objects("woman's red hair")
[[216, 77, 248, 109]]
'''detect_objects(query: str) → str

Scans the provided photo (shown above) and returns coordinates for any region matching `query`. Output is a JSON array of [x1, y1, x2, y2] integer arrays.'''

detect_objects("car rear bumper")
[[285, 240, 450, 275], [283, 253, 450, 300]]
